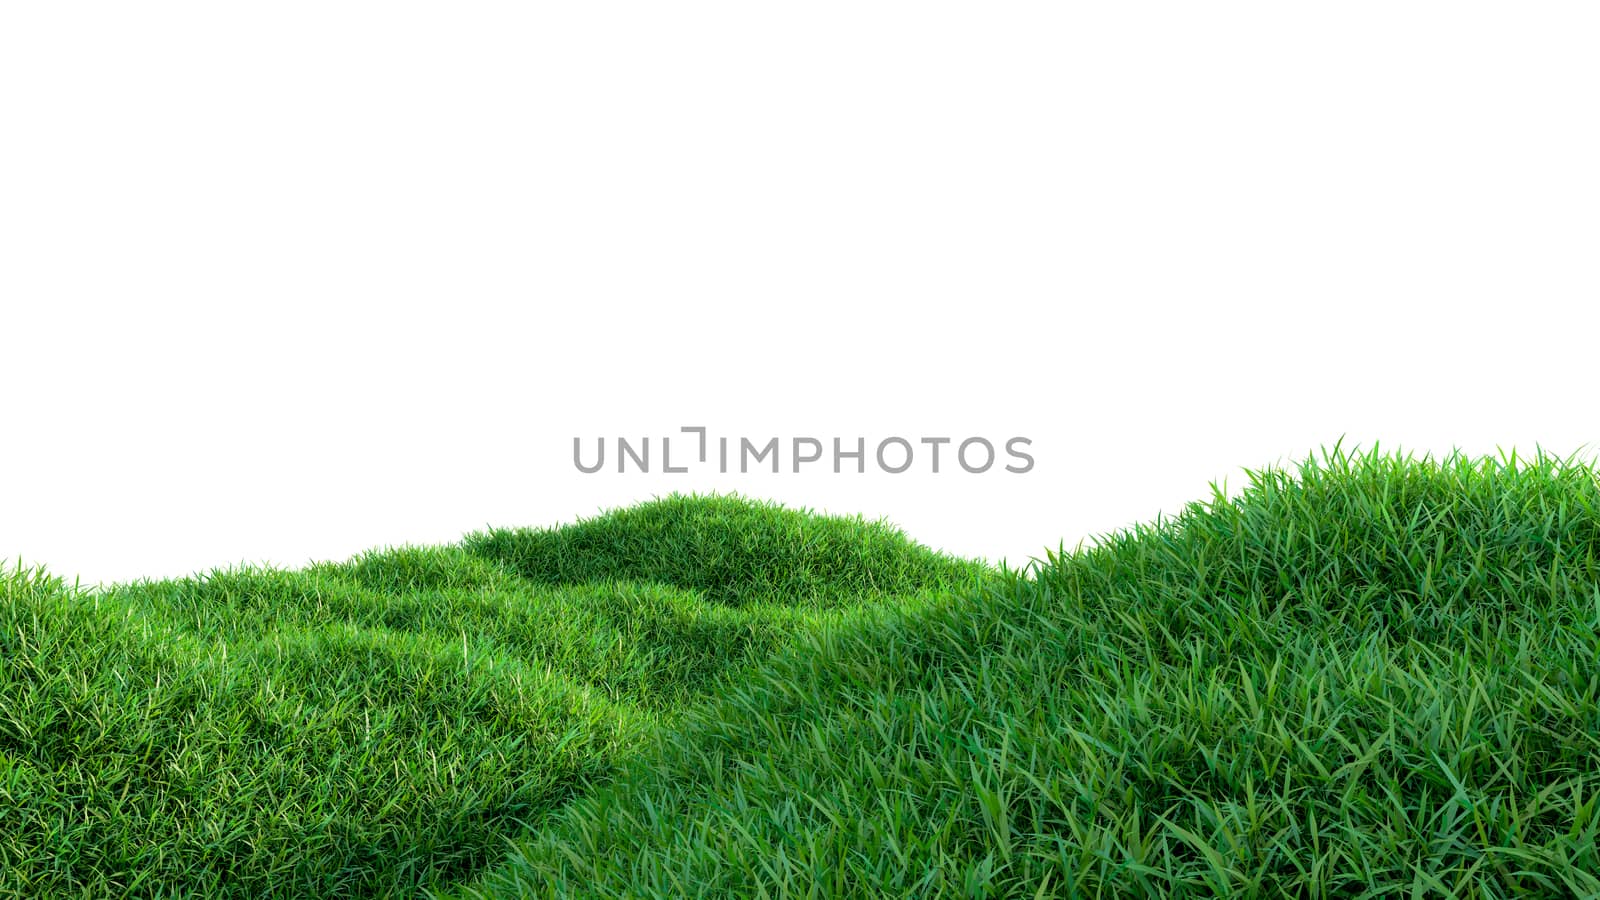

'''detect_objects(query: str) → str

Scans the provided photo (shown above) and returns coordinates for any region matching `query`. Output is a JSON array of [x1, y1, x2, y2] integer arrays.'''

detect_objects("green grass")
[[455, 446, 1600, 899], [7, 448, 1600, 897], [0, 495, 981, 898]]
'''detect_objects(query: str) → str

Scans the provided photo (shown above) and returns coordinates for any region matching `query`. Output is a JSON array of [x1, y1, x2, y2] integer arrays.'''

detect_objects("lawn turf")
[[7, 448, 1600, 898], [457, 446, 1600, 898], [0, 495, 980, 898]]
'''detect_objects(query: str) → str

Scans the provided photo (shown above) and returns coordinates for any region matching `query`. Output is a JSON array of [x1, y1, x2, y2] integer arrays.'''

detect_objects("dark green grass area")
[[0, 495, 982, 898], [458, 447, 1600, 899]]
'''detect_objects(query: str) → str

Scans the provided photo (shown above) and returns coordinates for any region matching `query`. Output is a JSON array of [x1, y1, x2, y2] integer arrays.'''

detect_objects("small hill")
[[465, 493, 985, 608], [0, 495, 981, 899], [460, 447, 1600, 899]]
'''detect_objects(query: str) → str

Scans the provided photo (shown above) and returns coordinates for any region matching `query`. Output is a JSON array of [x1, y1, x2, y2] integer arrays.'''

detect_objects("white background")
[[3, 3, 1597, 587]]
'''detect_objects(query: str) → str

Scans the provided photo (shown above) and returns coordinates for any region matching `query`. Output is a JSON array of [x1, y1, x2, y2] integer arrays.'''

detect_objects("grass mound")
[[466, 493, 984, 608], [461, 447, 1600, 898], [0, 495, 980, 899]]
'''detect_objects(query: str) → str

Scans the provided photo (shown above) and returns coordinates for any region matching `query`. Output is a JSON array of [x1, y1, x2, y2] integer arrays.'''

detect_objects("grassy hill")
[[458, 447, 1600, 899], [0, 495, 982, 898], [7, 449, 1600, 897]]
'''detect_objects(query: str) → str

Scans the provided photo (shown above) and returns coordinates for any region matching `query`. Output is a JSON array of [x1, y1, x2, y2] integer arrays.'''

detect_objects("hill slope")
[[0, 495, 980, 898], [458, 448, 1600, 898]]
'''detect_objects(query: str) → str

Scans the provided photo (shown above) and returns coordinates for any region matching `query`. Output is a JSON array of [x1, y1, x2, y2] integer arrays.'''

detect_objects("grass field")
[[6, 447, 1600, 897]]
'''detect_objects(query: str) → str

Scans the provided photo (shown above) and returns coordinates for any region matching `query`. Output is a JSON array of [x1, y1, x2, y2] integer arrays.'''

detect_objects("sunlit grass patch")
[[1, 494, 978, 898]]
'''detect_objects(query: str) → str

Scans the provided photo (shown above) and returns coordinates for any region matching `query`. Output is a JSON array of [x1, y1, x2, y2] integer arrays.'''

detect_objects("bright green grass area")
[[7, 449, 1600, 898], [0, 495, 983, 898]]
